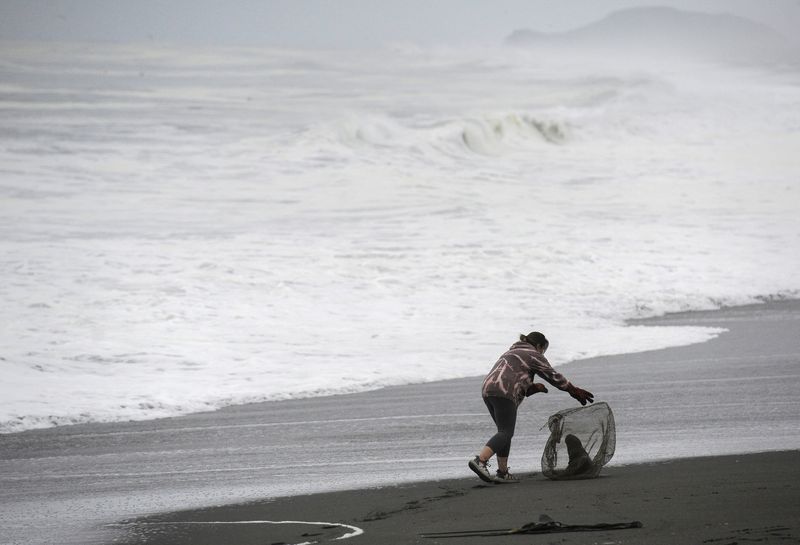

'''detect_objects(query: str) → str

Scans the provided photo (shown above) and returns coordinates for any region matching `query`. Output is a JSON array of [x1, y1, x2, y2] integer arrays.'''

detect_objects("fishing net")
[[541, 401, 615, 480]]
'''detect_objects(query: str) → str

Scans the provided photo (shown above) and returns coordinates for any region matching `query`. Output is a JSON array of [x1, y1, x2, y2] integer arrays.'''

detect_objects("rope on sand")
[[420, 518, 643, 538]]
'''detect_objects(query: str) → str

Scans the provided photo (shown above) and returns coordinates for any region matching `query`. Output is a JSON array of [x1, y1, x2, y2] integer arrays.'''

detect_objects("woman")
[[468, 331, 594, 483]]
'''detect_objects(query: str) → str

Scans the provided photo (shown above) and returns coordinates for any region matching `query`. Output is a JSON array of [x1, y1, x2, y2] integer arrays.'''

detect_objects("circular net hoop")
[[541, 401, 616, 480]]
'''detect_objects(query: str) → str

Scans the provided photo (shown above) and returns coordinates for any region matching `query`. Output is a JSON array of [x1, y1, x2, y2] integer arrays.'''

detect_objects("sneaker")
[[468, 455, 494, 483], [494, 468, 519, 483]]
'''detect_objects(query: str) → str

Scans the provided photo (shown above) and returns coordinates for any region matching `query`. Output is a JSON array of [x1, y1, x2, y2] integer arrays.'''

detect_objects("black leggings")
[[483, 396, 517, 458]]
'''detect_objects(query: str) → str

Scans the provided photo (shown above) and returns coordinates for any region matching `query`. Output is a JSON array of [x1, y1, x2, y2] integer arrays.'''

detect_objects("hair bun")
[[521, 331, 549, 348]]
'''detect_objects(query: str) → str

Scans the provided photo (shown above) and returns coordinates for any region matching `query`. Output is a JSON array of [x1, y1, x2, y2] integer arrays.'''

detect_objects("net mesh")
[[541, 401, 615, 480]]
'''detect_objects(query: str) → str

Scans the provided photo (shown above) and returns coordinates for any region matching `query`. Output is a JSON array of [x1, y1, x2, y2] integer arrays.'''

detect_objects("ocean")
[[1, 42, 799, 433]]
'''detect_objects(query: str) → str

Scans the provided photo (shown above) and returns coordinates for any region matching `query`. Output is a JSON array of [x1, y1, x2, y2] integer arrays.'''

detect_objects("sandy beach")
[[111, 450, 800, 545], [1, 300, 799, 545]]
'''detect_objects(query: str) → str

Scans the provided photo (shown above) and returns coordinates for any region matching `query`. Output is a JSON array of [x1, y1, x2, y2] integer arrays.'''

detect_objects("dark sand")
[[104, 300, 800, 545], [2, 300, 799, 545], [113, 450, 800, 545]]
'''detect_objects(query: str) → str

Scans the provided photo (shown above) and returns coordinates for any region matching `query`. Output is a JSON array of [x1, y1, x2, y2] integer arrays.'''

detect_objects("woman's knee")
[[497, 428, 514, 440], [496, 430, 513, 445]]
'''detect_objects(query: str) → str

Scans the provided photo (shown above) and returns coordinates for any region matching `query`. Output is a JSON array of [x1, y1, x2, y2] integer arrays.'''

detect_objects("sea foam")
[[1, 44, 798, 433]]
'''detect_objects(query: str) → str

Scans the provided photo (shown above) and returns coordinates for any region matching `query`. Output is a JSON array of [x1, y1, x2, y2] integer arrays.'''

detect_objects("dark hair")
[[520, 331, 549, 349]]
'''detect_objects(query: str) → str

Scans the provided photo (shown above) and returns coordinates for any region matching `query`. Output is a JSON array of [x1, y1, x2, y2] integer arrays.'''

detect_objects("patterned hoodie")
[[482, 341, 571, 407]]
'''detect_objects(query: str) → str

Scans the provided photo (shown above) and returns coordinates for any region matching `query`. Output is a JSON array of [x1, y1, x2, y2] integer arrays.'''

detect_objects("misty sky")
[[1, 0, 799, 48]]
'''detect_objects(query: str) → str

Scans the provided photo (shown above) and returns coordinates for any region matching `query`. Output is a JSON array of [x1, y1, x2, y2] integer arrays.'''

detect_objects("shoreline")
[[1, 296, 787, 440], [0, 297, 792, 438], [1, 299, 799, 545]]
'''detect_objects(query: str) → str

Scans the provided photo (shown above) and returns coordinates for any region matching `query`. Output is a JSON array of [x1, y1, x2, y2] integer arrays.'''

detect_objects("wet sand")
[[112, 450, 800, 545]]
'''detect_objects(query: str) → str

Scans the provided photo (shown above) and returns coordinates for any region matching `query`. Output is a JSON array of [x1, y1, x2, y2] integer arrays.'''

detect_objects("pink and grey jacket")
[[481, 341, 571, 406]]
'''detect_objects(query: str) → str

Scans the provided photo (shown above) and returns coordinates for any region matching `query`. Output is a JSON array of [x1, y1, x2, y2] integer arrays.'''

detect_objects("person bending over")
[[468, 331, 594, 483]]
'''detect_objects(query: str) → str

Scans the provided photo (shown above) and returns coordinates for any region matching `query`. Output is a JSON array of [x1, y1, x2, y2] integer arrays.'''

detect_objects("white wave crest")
[[459, 114, 569, 154], [323, 112, 571, 158]]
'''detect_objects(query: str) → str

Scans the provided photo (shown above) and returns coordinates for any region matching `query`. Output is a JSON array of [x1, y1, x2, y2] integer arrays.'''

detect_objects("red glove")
[[525, 383, 548, 397], [567, 384, 594, 406]]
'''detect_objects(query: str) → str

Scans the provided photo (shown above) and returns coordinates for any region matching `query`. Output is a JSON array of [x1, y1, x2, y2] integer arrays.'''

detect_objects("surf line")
[[111, 520, 364, 541]]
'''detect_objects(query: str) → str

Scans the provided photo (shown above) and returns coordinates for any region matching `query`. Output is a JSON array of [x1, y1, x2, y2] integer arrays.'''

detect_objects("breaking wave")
[[329, 112, 572, 157], [459, 114, 569, 153]]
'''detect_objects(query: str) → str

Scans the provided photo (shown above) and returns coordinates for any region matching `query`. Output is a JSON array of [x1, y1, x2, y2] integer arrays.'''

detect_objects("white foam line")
[[59, 412, 487, 439], [0, 455, 466, 481], [606, 373, 800, 388], [608, 400, 799, 411], [110, 520, 364, 542], [603, 353, 800, 366]]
